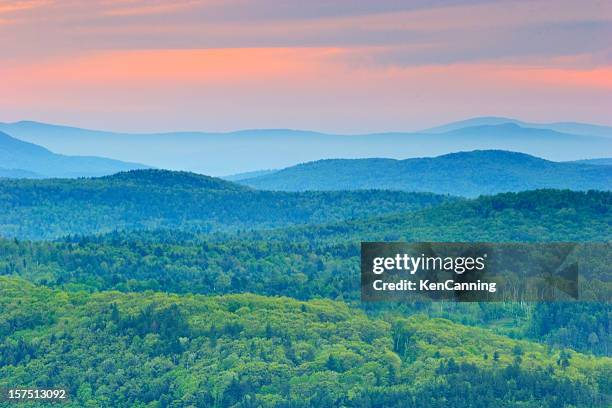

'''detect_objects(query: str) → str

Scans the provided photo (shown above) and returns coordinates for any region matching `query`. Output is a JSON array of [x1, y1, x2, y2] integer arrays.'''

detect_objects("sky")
[[1, 0, 611, 133]]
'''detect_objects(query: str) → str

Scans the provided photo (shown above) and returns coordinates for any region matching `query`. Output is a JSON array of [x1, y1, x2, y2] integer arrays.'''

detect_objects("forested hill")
[[100, 169, 249, 191], [0, 130, 148, 178], [239, 150, 612, 196], [0, 277, 609, 407], [4, 190, 609, 303], [0, 169, 451, 239], [263, 189, 612, 243]]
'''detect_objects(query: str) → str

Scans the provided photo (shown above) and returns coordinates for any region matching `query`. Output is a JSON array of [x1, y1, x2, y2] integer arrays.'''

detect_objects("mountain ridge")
[[239, 150, 612, 196]]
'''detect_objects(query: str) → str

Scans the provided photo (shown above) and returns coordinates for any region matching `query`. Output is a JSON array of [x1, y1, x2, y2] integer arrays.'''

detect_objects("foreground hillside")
[[240, 150, 612, 196], [0, 131, 147, 178], [0, 170, 450, 239], [0, 277, 609, 407]]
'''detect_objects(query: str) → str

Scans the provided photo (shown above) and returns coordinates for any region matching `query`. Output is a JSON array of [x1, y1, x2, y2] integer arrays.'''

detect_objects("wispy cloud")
[[2, 47, 610, 132], [3, 0, 610, 66], [101, 0, 204, 17], [0, 0, 50, 14], [1, 0, 611, 130]]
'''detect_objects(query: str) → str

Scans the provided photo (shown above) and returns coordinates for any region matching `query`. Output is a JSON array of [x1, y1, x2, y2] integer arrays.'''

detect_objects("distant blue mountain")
[[422, 116, 612, 138], [239, 150, 612, 197], [570, 158, 612, 166], [223, 169, 279, 181], [1, 119, 611, 175], [0, 168, 43, 178], [0, 131, 149, 178]]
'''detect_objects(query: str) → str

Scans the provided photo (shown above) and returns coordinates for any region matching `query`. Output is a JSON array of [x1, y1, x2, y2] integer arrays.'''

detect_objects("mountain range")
[[1, 118, 611, 175], [0, 131, 148, 178], [238, 150, 612, 196], [1, 123, 609, 196]]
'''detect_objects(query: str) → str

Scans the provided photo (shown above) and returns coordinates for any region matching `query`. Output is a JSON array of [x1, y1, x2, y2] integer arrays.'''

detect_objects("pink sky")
[[1, 0, 611, 132]]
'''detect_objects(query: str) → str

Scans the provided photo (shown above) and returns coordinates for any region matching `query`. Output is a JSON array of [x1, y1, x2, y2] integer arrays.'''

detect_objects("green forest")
[[0, 278, 610, 407], [0, 170, 610, 407]]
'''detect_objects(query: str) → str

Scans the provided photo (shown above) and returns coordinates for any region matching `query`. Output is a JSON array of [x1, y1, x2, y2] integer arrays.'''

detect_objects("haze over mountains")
[[0, 131, 148, 178], [1, 117, 611, 175], [238, 150, 612, 196]]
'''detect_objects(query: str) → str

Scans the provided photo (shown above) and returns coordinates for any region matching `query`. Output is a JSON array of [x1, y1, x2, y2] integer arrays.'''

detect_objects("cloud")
[[101, 0, 203, 17], [1, 0, 611, 129], [0, 0, 50, 14], [2, 0, 610, 67], [2, 47, 610, 132]]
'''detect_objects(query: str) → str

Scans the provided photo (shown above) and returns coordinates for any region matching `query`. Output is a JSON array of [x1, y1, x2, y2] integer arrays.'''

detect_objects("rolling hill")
[[0, 169, 451, 239], [2, 121, 611, 175], [5, 190, 609, 298], [238, 150, 612, 196], [0, 131, 148, 178]]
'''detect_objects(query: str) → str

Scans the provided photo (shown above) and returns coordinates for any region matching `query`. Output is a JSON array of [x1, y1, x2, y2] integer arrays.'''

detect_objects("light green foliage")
[[0, 277, 609, 407]]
